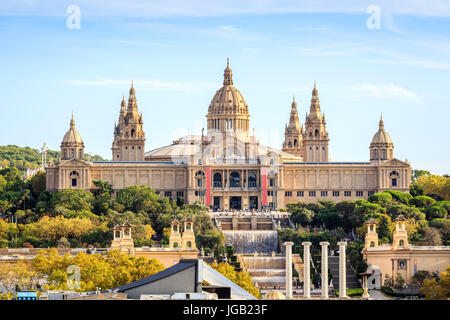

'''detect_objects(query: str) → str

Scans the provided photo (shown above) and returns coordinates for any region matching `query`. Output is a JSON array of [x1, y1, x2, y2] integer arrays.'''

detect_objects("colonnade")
[[284, 241, 348, 299]]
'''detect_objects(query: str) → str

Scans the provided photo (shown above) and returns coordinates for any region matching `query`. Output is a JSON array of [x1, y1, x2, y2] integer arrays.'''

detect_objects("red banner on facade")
[[205, 167, 211, 207], [261, 167, 268, 207]]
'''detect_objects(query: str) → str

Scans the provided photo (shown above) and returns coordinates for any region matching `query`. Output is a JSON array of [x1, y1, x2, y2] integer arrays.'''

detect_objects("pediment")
[[377, 158, 410, 167], [59, 158, 90, 167]]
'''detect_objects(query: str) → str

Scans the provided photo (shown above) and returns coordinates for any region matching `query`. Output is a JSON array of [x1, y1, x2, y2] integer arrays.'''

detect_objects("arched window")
[[390, 171, 399, 187], [230, 171, 241, 187], [173, 225, 178, 232], [248, 172, 257, 188], [399, 240, 404, 247], [186, 241, 192, 248], [131, 129, 135, 137], [294, 139, 298, 147], [173, 242, 178, 248], [288, 141, 292, 148], [70, 171, 79, 187], [370, 242, 375, 247], [315, 129, 319, 137], [195, 171, 204, 187], [213, 172, 222, 188]]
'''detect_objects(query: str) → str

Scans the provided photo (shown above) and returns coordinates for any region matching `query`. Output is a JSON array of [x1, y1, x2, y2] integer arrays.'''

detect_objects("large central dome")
[[206, 60, 250, 135]]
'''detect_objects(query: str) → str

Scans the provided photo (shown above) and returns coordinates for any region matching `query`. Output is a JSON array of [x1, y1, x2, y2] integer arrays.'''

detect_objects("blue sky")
[[0, 0, 449, 174]]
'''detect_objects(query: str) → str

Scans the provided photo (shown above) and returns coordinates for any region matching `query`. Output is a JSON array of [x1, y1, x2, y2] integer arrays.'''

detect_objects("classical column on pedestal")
[[302, 241, 312, 299], [284, 242, 294, 299], [338, 241, 348, 298], [320, 241, 329, 299]]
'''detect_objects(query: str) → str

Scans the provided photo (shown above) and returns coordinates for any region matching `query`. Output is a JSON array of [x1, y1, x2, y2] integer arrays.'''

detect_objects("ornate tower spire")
[[120, 94, 126, 114], [70, 112, 75, 129], [379, 113, 384, 129], [303, 82, 329, 162], [282, 96, 303, 157], [112, 83, 146, 161], [223, 58, 233, 86]]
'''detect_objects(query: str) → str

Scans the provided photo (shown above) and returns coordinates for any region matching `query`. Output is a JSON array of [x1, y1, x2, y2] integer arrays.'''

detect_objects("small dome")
[[263, 290, 286, 300], [61, 115, 84, 146], [370, 116, 393, 146]]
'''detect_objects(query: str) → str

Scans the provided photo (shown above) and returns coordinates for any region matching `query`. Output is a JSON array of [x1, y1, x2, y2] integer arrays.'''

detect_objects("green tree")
[[29, 171, 46, 199], [409, 195, 437, 208], [50, 189, 94, 213], [291, 208, 314, 227], [367, 192, 393, 207], [411, 169, 431, 182], [410, 183, 424, 197]]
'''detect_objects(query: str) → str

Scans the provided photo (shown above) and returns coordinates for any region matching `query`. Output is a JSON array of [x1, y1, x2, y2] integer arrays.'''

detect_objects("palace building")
[[45, 60, 411, 210]]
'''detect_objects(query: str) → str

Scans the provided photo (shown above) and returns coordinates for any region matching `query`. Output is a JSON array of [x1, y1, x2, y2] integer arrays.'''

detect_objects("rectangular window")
[[165, 191, 172, 197], [72, 179, 77, 187], [269, 178, 274, 187], [392, 178, 397, 186], [155, 191, 160, 195], [321, 191, 328, 197], [356, 191, 363, 197], [297, 191, 304, 197], [285, 191, 292, 197], [176, 191, 184, 198], [344, 191, 352, 197], [332, 191, 339, 197], [368, 191, 375, 197], [309, 191, 316, 197]]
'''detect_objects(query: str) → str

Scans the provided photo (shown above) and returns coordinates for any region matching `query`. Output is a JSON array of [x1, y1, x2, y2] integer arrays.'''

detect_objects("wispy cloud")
[[105, 39, 174, 47], [339, 83, 420, 102], [66, 78, 217, 92], [218, 25, 238, 32], [2, 0, 450, 17]]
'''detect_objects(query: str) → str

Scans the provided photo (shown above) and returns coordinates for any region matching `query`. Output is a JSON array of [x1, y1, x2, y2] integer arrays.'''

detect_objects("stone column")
[[320, 241, 329, 299], [338, 241, 348, 298], [284, 242, 294, 299], [302, 241, 312, 299]]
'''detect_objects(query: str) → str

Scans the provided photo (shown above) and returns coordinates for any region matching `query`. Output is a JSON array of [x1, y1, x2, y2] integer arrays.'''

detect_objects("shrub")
[[381, 286, 395, 296], [409, 196, 437, 208], [368, 192, 393, 207], [384, 190, 412, 205], [426, 205, 447, 219]]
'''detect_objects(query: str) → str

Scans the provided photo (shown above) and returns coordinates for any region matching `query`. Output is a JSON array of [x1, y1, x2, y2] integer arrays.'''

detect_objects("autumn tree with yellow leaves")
[[420, 265, 450, 300], [31, 248, 164, 292]]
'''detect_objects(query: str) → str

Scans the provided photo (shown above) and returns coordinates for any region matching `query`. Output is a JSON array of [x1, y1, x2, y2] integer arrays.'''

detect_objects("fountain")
[[242, 255, 286, 289], [222, 230, 278, 254]]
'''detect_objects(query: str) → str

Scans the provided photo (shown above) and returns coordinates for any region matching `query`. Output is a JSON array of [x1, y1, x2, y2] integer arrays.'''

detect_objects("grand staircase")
[[328, 256, 361, 289]]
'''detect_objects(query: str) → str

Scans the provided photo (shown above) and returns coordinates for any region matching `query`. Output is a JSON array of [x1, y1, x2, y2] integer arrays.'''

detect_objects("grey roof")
[[112, 259, 198, 292], [284, 162, 372, 165]]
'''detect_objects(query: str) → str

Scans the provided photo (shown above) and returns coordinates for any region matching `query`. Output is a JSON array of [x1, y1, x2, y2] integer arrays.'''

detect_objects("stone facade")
[[46, 61, 411, 210], [362, 217, 450, 287]]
